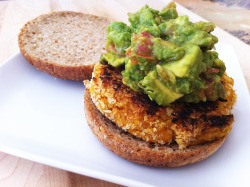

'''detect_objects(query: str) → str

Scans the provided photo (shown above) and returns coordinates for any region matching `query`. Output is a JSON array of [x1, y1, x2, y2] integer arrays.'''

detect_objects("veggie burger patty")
[[88, 63, 236, 149]]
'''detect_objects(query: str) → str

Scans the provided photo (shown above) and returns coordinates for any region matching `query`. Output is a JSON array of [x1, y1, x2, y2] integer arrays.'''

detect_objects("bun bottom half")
[[84, 89, 226, 167]]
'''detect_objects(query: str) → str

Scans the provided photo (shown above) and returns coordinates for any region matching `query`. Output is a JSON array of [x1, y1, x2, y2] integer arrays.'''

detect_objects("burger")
[[84, 2, 236, 167]]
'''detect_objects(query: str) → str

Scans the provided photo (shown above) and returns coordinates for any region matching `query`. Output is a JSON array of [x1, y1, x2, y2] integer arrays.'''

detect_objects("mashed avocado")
[[101, 2, 226, 106]]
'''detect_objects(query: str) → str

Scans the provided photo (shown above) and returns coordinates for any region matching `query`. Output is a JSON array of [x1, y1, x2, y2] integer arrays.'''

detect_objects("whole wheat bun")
[[84, 88, 226, 167], [18, 11, 111, 81]]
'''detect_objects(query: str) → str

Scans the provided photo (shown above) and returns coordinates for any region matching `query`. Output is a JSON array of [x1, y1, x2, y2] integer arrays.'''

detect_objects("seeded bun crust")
[[84, 88, 226, 167], [18, 11, 111, 81]]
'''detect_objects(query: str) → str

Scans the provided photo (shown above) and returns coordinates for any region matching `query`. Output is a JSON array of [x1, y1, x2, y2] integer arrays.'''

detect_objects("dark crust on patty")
[[171, 104, 233, 128], [84, 88, 226, 167], [97, 64, 233, 130], [98, 65, 163, 115]]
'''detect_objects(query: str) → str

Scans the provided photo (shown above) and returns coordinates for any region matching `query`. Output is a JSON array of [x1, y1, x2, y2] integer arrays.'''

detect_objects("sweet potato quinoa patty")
[[87, 63, 236, 149]]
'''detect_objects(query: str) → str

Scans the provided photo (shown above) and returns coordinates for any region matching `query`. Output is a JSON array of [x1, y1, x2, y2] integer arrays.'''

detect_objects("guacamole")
[[101, 2, 226, 106]]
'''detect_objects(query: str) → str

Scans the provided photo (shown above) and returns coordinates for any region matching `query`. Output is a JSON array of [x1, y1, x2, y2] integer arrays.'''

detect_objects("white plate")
[[1, 3, 250, 187]]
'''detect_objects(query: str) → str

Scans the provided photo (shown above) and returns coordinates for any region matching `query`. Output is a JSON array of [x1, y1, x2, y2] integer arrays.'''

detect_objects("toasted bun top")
[[18, 11, 111, 80]]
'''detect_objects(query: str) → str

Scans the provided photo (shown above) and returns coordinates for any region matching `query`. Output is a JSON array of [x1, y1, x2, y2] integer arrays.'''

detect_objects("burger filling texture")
[[101, 2, 226, 106], [90, 2, 236, 149]]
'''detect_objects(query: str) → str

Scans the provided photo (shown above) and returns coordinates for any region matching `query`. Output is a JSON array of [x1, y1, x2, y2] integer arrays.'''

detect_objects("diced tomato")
[[106, 43, 117, 53], [141, 32, 151, 38], [126, 48, 132, 57], [136, 32, 153, 57], [207, 68, 219, 74], [137, 54, 155, 62], [126, 32, 155, 63], [137, 44, 152, 55], [131, 59, 139, 65], [137, 53, 152, 58], [140, 32, 153, 45]]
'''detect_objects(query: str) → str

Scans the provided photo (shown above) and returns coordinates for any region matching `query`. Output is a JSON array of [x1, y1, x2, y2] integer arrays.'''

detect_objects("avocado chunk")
[[159, 1, 178, 20], [156, 64, 176, 83], [193, 21, 216, 33], [159, 15, 218, 50], [106, 22, 132, 56], [101, 53, 125, 67], [139, 70, 183, 106], [161, 44, 202, 79], [202, 50, 226, 76], [152, 38, 185, 61], [122, 59, 155, 91], [128, 5, 161, 37]]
